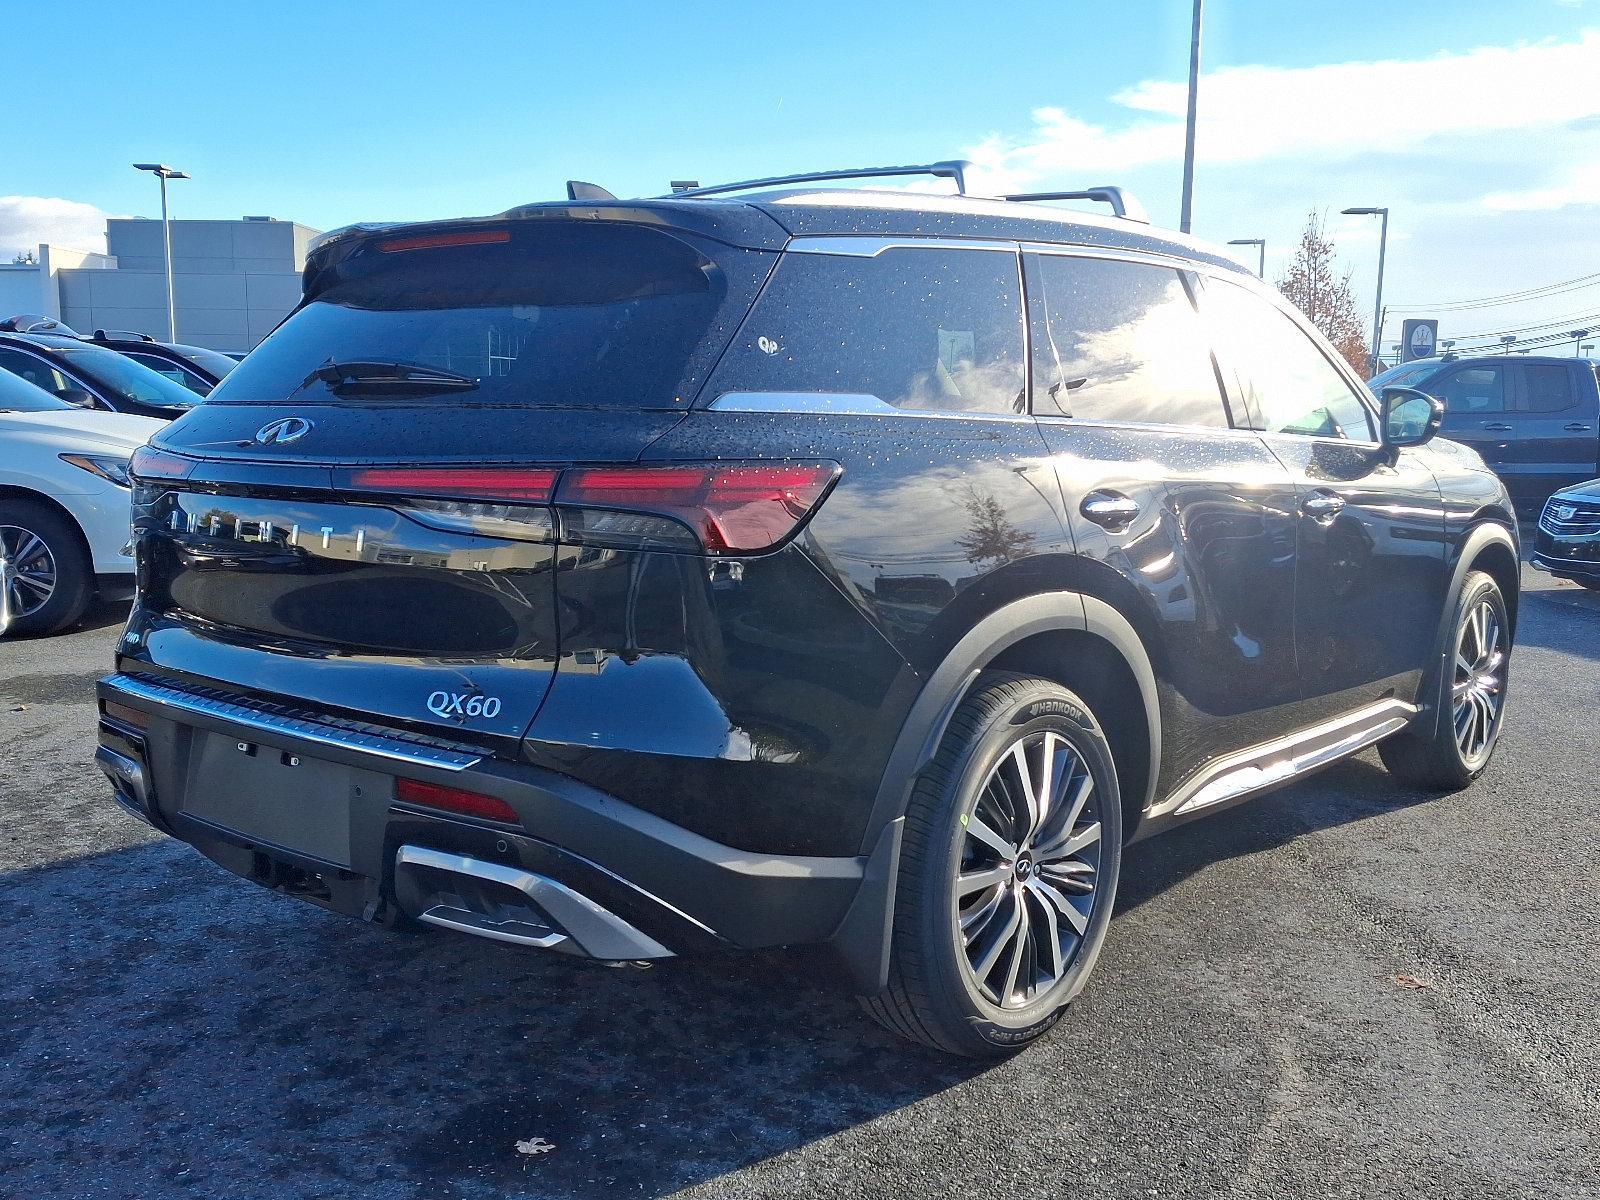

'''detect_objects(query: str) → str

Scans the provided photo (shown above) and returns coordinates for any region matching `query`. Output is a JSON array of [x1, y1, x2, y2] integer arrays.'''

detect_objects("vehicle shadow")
[[0, 838, 980, 1199], [1117, 754, 1441, 916]]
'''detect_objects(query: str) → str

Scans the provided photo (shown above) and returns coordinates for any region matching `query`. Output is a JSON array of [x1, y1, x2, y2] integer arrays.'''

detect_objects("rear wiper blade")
[[297, 359, 480, 395]]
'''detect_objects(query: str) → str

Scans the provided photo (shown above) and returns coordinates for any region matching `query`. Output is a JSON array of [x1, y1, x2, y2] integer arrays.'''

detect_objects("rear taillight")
[[556, 462, 840, 554], [395, 777, 520, 825], [129, 446, 196, 481], [336, 460, 839, 554], [344, 466, 557, 502]]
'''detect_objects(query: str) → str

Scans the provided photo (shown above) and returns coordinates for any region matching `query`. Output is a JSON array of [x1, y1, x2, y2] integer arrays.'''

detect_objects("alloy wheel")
[[955, 730, 1103, 1010], [1452, 598, 1506, 767], [0, 525, 57, 620]]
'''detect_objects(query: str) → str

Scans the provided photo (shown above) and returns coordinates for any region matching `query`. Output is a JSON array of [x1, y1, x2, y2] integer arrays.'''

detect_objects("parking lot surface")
[[2, 564, 1596, 1199]]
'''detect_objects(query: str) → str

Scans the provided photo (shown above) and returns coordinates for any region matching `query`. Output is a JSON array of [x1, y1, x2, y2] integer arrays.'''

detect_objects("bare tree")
[[1277, 211, 1369, 374]]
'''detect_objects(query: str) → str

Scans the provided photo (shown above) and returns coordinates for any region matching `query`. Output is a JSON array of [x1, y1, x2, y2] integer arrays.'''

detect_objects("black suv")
[[1372, 353, 1600, 513], [80, 329, 239, 397], [96, 164, 1520, 1056], [0, 317, 199, 419]]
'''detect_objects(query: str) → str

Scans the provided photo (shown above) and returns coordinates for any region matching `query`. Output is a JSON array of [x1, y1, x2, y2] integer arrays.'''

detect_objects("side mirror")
[[57, 388, 97, 409], [1380, 387, 1444, 450]]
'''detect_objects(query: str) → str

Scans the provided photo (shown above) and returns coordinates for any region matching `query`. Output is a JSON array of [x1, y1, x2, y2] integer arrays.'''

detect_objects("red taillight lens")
[[344, 466, 557, 502], [129, 446, 195, 481], [376, 229, 511, 253], [395, 777, 520, 824], [556, 461, 840, 553]]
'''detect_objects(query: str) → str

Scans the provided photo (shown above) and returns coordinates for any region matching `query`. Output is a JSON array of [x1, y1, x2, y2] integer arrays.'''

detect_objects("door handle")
[[1563, 422, 1593, 432], [1301, 492, 1346, 522], [1483, 422, 1513, 433], [1080, 491, 1141, 529]]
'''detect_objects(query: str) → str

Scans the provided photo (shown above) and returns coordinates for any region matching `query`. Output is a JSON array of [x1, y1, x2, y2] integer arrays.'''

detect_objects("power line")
[[1386, 271, 1600, 313]]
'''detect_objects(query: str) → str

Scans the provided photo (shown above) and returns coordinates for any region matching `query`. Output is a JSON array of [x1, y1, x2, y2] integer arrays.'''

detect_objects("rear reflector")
[[377, 229, 511, 253], [345, 466, 557, 502], [102, 700, 150, 730], [129, 446, 196, 481], [556, 461, 840, 553], [395, 778, 520, 825]]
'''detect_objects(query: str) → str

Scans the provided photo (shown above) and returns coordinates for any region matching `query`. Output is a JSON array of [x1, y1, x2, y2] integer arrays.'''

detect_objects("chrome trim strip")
[[709, 391, 897, 414], [786, 235, 1017, 257], [95, 744, 156, 828], [1159, 699, 1419, 818], [396, 845, 674, 959], [100, 673, 482, 771], [1531, 551, 1600, 570]]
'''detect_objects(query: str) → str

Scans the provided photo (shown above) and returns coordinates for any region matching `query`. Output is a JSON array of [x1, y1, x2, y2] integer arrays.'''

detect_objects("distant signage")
[[1401, 319, 1438, 362]]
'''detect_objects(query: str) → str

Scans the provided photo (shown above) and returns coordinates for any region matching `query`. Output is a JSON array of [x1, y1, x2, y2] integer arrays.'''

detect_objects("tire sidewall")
[[1, 502, 91, 637], [921, 681, 1123, 1050], [1444, 572, 1510, 780]]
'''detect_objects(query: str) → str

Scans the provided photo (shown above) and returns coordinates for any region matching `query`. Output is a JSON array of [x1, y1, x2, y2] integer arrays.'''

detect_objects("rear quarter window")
[[704, 245, 1027, 416]]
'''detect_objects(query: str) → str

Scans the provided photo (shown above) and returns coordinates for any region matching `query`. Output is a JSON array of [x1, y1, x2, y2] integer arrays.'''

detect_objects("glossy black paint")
[[108, 190, 1520, 967], [1531, 477, 1600, 582]]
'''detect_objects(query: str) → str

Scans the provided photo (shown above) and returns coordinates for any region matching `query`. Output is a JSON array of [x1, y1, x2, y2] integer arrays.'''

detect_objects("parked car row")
[[0, 315, 243, 636]]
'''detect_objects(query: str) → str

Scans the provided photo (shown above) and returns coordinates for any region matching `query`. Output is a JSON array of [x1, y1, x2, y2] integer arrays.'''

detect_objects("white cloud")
[[1483, 159, 1600, 210], [969, 32, 1600, 197], [0, 196, 117, 259]]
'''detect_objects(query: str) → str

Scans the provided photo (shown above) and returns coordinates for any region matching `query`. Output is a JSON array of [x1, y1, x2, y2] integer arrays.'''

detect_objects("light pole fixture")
[[1341, 206, 1389, 377], [1179, 0, 1204, 234], [1569, 329, 1591, 355], [132, 163, 190, 341], [1227, 238, 1266, 278], [1582, 343, 1594, 358], [1500, 335, 1517, 354]]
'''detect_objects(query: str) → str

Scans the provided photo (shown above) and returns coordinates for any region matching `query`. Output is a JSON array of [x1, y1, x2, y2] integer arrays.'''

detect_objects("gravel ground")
[[1, 563, 1595, 1199]]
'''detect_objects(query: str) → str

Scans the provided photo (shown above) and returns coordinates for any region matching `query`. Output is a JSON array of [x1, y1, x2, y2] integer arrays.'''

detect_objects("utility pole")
[[1179, 0, 1203, 235]]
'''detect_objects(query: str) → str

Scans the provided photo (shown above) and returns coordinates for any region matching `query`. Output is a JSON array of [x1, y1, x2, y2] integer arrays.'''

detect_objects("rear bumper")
[[95, 672, 896, 983]]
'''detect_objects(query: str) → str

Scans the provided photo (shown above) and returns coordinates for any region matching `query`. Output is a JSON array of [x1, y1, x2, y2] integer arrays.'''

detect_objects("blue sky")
[[8, 0, 1600, 351]]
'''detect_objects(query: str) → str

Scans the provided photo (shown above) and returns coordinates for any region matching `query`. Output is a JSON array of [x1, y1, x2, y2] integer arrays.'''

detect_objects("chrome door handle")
[[1301, 493, 1346, 521], [1564, 422, 1593, 432], [1483, 422, 1513, 432], [1080, 491, 1140, 528]]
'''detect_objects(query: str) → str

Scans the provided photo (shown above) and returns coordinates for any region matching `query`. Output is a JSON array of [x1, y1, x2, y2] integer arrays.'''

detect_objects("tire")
[[0, 499, 93, 637], [861, 672, 1122, 1057], [1378, 570, 1510, 791]]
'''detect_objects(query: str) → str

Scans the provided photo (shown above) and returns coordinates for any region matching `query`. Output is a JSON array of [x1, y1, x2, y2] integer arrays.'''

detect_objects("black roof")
[[304, 188, 1251, 299], [1390, 353, 1590, 370]]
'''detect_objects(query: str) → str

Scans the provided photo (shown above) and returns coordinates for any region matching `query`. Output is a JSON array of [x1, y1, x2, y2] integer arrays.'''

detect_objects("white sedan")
[[1, 370, 165, 636]]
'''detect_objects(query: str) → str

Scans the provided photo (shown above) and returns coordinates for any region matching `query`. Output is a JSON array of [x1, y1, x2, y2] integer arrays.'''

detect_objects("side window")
[[1029, 255, 1229, 428], [0, 348, 74, 396], [1517, 363, 1576, 413], [127, 352, 210, 395], [1204, 280, 1376, 440], [1432, 366, 1505, 415], [705, 246, 1026, 415]]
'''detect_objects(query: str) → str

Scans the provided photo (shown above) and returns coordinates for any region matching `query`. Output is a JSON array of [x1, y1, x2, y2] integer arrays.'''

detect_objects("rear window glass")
[[1519, 363, 1576, 413], [704, 246, 1027, 415], [210, 223, 767, 409]]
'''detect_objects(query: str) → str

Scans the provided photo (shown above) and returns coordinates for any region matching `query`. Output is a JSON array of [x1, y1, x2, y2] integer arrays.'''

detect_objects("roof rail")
[[90, 328, 156, 343], [667, 160, 976, 199], [1003, 187, 1151, 225]]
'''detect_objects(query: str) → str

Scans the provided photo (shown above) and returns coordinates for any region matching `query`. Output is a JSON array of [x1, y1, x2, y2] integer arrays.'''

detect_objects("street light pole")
[[1341, 206, 1389, 376], [1179, 0, 1203, 235], [132, 163, 190, 341], [1227, 238, 1266, 278]]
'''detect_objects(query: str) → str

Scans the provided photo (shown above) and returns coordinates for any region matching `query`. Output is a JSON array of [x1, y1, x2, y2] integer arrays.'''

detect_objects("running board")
[[1158, 699, 1418, 819]]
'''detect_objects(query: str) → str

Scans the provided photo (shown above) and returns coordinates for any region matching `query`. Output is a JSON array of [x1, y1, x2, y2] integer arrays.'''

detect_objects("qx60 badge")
[[427, 691, 503, 720], [255, 417, 313, 445]]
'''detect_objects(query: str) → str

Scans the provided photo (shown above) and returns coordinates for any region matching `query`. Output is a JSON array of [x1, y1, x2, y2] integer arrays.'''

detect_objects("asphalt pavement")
[[1, 563, 1596, 1199]]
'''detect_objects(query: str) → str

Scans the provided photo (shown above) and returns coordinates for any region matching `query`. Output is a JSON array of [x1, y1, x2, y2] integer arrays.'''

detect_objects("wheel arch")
[[825, 588, 1160, 993], [0, 485, 95, 562]]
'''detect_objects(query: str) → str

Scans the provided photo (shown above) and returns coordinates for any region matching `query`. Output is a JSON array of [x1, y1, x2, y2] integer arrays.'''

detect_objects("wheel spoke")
[[971, 888, 1024, 981], [1030, 878, 1089, 936], [1006, 742, 1037, 843], [999, 891, 1030, 1003], [957, 863, 1012, 896], [1033, 887, 1063, 981], [1038, 819, 1102, 865], [965, 814, 1015, 860], [1031, 732, 1057, 841]]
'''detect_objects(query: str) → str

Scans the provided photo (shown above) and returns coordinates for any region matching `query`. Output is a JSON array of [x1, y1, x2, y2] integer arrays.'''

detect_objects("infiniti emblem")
[[255, 417, 313, 445]]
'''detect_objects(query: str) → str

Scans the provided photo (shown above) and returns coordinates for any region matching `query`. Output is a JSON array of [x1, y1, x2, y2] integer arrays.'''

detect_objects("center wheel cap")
[[1013, 854, 1033, 881]]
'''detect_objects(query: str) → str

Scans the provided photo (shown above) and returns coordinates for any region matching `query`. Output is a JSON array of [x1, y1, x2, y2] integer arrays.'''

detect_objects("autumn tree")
[[1277, 211, 1370, 375]]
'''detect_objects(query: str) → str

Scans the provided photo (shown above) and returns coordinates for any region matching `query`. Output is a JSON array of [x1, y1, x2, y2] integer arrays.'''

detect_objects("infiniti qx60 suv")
[[97, 163, 1519, 1056]]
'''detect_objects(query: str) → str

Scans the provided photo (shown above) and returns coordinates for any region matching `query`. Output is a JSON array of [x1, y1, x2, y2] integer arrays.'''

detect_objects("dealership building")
[[0, 215, 318, 354]]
